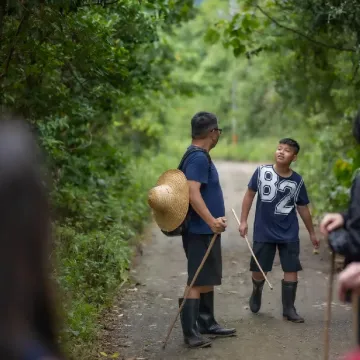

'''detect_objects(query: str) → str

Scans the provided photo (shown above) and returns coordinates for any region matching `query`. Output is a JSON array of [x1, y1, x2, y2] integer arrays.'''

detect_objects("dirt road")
[[101, 161, 353, 360]]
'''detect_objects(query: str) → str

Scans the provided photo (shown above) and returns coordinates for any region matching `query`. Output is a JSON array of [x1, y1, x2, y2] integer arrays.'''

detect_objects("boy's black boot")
[[178, 298, 212, 348], [282, 280, 304, 323], [249, 278, 265, 313], [198, 291, 236, 338]]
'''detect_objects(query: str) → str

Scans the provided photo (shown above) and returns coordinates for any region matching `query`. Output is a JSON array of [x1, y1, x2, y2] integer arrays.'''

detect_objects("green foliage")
[[170, 0, 360, 218], [157, 0, 360, 222], [0, 0, 195, 358], [57, 224, 132, 307], [56, 223, 132, 350]]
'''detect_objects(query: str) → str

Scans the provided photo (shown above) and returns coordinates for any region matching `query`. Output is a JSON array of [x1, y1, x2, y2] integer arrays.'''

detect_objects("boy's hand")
[[210, 217, 227, 233], [310, 233, 320, 249], [239, 221, 248, 238], [320, 213, 344, 235]]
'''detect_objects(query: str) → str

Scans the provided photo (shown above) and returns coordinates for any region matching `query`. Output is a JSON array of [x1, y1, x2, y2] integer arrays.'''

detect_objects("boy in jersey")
[[238, 138, 319, 323]]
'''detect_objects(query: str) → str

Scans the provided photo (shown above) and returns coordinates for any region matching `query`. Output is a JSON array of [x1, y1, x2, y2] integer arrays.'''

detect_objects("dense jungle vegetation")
[[1, 0, 360, 358]]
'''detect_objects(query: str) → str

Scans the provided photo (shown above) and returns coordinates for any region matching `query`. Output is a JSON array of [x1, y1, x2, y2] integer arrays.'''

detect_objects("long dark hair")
[[353, 108, 360, 144], [0, 115, 62, 359]]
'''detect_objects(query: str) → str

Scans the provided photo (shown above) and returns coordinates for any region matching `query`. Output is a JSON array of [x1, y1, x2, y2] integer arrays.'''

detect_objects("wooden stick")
[[162, 233, 218, 350], [231, 208, 273, 290], [352, 291, 359, 348], [324, 251, 335, 360]]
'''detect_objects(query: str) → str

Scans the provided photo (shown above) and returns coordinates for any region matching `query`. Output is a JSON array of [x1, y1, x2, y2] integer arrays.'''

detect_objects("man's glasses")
[[211, 128, 222, 135]]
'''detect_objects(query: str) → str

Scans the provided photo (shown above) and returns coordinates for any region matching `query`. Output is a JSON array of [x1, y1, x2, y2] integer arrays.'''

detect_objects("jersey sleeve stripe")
[[256, 165, 261, 189]]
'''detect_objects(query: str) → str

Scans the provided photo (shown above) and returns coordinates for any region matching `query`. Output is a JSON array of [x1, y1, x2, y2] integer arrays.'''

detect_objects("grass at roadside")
[[211, 137, 277, 162], [163, 136, 277, 164]]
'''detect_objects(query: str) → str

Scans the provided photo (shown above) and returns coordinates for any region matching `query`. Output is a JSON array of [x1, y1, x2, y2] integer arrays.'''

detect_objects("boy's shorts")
[[250, 241, 302, 273]]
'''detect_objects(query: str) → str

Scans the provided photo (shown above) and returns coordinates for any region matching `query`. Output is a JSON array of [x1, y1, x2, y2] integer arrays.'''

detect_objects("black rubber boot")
[[249, 278, 265, 313], [282, 280, 304, 323], [198, 291, 236, 338], [178, 298, 212, 348]]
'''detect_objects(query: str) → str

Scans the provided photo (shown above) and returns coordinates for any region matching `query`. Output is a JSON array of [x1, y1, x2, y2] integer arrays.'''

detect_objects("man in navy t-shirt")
[[178, 112, 236, 349], [239, 138, 319, 323]]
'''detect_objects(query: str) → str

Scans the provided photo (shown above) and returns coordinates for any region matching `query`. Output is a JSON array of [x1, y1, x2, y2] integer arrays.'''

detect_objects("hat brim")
[[149, 169, 189, 232]]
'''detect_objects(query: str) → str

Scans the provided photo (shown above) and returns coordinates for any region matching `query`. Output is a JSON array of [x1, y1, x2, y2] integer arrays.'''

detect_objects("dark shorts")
[[182, 232, 222, 286], [250, 241, 302, 273]]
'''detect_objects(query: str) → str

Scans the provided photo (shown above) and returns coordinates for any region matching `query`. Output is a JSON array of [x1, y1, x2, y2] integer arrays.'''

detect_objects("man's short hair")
[[279, 138, 300, 154], [191, 112, 218, 139]]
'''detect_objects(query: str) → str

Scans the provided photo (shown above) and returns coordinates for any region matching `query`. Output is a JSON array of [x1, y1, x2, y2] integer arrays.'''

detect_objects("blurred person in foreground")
[[0, 114, 63, 360], [320, 110, 360, 359], [337, 262, 360, 360], [320, 110, 360, 268]]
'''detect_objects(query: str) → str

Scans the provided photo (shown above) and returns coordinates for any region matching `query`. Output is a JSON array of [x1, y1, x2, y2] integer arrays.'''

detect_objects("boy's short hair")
[[279, 138, 300, 154]]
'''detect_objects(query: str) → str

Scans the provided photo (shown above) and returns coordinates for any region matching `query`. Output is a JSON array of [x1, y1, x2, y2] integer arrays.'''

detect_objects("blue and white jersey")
[[248, 165, 309, 243]]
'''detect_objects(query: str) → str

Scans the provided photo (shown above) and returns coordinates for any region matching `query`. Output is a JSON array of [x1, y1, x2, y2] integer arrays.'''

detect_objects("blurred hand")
[[310, 233, 320, 249], [210, 217, 227, 233], [320, 213, 344, 235], [239, 221, 248, 238], [338, 262, 360, 302]]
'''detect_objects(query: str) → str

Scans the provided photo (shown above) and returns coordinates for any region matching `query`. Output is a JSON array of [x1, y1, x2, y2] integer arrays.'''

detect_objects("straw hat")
[[147, 169, 189, 232]]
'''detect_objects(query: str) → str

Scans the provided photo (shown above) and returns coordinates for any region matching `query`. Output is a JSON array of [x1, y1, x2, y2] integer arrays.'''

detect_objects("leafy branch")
[[0, 11, 29, 81], [256, 5, 357, 53], [66, 62, 88, 90]]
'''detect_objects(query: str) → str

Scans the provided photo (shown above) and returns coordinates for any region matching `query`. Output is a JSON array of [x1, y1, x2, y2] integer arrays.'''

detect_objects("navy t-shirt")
[[181, 145, 225, 234], [248, 164, 309, 243]]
